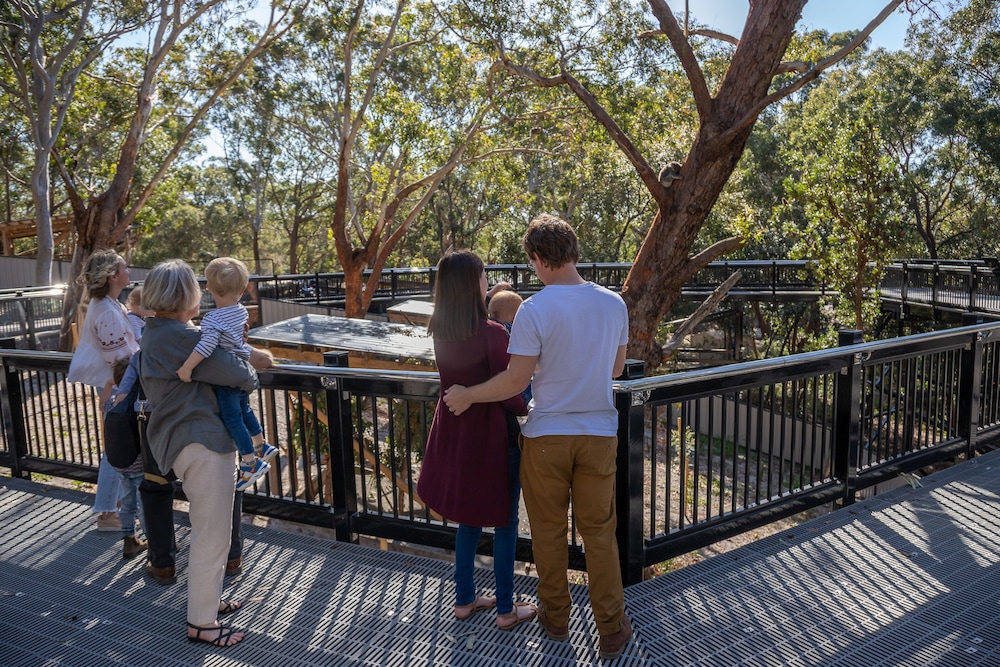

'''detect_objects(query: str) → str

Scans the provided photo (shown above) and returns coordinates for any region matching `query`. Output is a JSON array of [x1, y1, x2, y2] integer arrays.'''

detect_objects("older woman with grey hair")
[[139, 259, 272, 647]]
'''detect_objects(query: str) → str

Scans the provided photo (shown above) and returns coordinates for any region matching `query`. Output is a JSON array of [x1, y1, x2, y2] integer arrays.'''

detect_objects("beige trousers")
[[173, 443, 236, 627]]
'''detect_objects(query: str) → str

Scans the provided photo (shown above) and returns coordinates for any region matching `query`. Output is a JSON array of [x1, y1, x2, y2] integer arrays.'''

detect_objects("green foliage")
[[3, 0, 1000, 357]]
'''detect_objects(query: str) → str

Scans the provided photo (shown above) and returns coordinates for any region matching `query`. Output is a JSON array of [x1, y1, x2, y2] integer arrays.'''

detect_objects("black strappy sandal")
[[218, 600, 242, 616], [186, 622, 243, 647]]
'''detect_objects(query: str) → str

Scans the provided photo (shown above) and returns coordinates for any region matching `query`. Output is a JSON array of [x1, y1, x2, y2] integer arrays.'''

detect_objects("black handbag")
[[102, 357, 144, 469]]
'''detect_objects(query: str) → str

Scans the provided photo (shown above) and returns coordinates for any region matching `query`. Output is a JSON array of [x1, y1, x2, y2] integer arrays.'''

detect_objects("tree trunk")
[[58, 171, 133, 350], [341, 255, 366, 318], [30, 150, 53, 286], [621, 0, 807, 368], [623, 130, 756, 365], [57, 247, 85, 351]]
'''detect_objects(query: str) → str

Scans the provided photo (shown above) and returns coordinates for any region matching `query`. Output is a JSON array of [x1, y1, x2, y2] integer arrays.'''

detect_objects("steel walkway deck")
[[4, 449, 1000, 666]]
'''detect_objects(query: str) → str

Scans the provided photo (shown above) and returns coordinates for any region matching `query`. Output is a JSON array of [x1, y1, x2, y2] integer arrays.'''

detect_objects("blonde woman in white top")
[[67, 250, 140, 530]]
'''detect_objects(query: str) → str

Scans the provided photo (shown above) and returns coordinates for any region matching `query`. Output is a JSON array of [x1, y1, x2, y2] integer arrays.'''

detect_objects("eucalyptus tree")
[[0, 0, 143, 285], [0, 103, 31, 231], [866, 48, 1000, 259], [903, 0, 1000, 257], [470, 0, 916, 366], [779, 66, 906, 333], [266, 146, 336, 274], [54, 0, 306, 349], [915, 0, 1000, 168], [132, 165, 246, 266], [273, 0, 541, 317], [211, 61, 282, 274]]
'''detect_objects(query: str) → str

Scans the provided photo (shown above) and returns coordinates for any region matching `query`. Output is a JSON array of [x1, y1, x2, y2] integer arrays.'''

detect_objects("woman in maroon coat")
[[417, 251, 537, 630]]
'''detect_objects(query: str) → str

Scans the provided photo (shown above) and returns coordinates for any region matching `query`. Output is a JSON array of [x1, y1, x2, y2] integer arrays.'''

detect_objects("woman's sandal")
[[186, 622, 244, 647], [454, 593, 496, 620], [495, 601, 538, 631], [218, 599, 242, 616]]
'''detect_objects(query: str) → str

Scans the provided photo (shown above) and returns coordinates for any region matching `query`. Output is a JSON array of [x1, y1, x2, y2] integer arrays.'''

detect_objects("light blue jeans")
[[92, 455, 122, 513], [455, 446, 521, 615], [118, 471, 145, 536]]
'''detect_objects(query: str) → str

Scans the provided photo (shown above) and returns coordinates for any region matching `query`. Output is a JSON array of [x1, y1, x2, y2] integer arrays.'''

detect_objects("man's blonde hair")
[[204, 257, 249, 298]]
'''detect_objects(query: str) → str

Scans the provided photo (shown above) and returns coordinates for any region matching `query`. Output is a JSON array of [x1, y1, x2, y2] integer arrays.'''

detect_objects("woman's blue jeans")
[[455, 445, 521, 615], [93, 455, 122, 513]]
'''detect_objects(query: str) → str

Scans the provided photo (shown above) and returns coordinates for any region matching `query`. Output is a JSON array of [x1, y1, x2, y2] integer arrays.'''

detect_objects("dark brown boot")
[[122, 535, 147, 560], [537, 605, 569, 641], [598, 615, 633, 660], [145, 561, 176, 585], [225, 557, 242, 577]]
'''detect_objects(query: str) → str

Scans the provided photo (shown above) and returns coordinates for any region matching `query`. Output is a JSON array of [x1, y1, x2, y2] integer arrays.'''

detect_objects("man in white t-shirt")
[[443, 214, 632, 660]]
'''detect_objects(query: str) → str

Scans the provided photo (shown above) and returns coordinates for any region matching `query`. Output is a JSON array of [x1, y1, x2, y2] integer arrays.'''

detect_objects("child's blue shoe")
[[257, 442, 279, 464], [236, 457, 270, 492]]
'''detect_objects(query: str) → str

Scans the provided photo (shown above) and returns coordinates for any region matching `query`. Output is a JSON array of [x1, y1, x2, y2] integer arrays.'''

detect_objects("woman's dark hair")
[[427, 250, 487, 341]]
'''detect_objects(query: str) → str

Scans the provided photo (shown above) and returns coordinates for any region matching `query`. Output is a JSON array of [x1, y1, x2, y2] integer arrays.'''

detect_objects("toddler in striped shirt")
[[176, 257, 278, 491]]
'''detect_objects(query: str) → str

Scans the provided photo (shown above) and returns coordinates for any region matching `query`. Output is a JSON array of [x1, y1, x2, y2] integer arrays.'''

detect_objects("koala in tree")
[[658, 161, 683, 188]]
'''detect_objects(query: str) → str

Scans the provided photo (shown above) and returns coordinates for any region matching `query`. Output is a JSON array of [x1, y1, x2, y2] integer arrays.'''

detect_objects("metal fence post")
[[22, 299, 37, 350], [833, 330, 863, 508], [615, 360, 646, 586], [0, 340, 28, 478], [932, 263, 941, 320], [324, 352, 358, 542], [969, 266, 979, 313], [959, 313, 984, 459]]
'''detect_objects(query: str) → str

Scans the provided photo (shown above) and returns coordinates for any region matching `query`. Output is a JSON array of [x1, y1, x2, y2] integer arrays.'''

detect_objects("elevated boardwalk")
[[5, 449, 1000, 665]]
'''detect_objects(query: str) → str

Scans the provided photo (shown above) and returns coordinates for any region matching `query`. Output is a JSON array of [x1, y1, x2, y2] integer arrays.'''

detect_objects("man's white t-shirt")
[[507, 281, 628, 438]]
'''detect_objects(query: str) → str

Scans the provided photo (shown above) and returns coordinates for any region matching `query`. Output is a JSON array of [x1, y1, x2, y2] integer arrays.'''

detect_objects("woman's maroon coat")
[[417, 318, 527, 527]]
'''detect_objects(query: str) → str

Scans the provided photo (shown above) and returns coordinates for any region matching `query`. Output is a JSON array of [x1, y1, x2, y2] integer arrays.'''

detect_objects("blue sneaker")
[[236, 457, 270, 492], [256, 442, 279, 464]]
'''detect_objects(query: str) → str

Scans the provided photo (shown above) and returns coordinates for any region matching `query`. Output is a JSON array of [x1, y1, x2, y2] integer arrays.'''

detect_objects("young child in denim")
[[488, 290, 532, 404], [175, 257, 276, 491], [105, 355, 147, 559]]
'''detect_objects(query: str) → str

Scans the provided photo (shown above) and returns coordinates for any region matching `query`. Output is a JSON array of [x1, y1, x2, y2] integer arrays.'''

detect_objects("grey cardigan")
[[139, 316, 259, 473]]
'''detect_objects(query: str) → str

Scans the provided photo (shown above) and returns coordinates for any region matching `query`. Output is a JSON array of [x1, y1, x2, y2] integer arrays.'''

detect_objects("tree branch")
[[123, 2, 308, 227], [722, 0, 906, 142], [645, 0, 712, 123], [492, 57, 663, 200]]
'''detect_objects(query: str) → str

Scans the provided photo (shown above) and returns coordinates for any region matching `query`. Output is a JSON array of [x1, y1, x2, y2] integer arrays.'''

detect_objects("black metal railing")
[[0, 286, 65, 350], [251, 261, 827, 307], [881, 260, 1000, 321], [2, 319, 1000, 585]]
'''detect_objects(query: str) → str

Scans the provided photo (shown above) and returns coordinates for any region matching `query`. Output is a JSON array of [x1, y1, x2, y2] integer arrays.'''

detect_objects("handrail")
[[2, 317, 1000, 585]]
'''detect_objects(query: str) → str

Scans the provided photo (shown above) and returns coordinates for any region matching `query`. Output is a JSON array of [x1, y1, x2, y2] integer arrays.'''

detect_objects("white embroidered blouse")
[[66, 296, 140, 388]]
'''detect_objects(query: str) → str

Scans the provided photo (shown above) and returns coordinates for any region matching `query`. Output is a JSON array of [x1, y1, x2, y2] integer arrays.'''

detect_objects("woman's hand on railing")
[[249, 347, 274, 371]]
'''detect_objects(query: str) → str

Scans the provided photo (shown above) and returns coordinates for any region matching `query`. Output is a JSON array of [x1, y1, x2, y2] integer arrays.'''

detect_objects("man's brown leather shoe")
[[225, 557, 242, 577], [537, 605, 569, 641], [145, 561, 177, 586], [598, 615, 633, 660]]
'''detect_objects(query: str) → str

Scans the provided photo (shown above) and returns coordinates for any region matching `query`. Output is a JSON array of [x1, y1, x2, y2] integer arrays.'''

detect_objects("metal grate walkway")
[[0, 476, 644, 666], [5, 449, 1000, 665], [628, 449, 1000, 666]]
